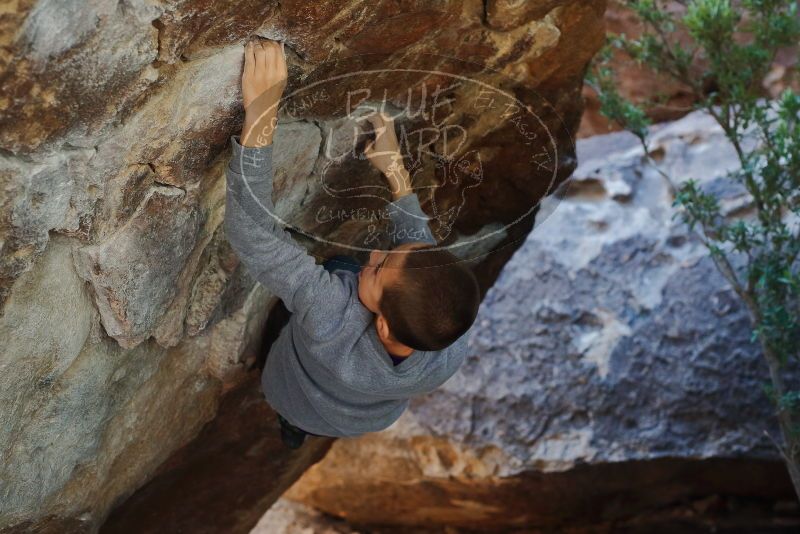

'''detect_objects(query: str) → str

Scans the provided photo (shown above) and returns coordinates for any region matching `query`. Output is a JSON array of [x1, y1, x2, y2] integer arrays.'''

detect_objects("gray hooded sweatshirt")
[[224, 135, 469, 437]]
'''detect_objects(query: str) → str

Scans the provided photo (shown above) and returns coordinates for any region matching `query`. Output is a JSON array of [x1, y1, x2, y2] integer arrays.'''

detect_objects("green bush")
[[587, 0, 800, 498]]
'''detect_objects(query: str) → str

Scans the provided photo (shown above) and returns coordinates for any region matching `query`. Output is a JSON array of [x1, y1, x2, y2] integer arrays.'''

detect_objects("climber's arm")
[[386, 192, 436, 247], [224, 39, 349, 324], [364, 112, 437, 247], [224, 137, 348, 321]]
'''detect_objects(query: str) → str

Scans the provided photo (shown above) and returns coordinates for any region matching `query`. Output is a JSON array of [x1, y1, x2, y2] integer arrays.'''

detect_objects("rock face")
[[99, 372, 335, 534], [284, 111, 800, 531], [0, 1, 605, 532], [253, 498, 358, 534]]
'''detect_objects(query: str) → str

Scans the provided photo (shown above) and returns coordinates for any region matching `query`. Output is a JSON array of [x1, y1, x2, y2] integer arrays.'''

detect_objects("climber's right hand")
[[241, 38, 287, 148], [364, 113, 412, 199], [363, 112, 401, 174]]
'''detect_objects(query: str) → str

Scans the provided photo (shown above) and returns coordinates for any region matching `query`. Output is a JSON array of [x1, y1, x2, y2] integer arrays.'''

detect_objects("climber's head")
[[357, 242, 481, 351]]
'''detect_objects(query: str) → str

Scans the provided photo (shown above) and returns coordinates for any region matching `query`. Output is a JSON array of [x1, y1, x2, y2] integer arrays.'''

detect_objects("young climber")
[[225, 38, 481, 448]]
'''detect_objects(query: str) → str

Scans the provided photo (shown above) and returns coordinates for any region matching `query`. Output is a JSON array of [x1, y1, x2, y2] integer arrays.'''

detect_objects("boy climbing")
[[225, 39, 481, 448]]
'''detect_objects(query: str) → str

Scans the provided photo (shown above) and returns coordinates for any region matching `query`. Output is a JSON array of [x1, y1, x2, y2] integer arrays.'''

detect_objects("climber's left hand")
[[241, 38, 287, 148]]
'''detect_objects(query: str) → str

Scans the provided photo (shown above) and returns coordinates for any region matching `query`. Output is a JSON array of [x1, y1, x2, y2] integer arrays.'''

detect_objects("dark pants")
[[258, 255, 361, 438]]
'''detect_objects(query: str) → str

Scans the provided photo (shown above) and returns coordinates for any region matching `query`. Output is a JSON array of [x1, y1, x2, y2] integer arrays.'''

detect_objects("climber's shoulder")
[[298, 268, 361, 340]]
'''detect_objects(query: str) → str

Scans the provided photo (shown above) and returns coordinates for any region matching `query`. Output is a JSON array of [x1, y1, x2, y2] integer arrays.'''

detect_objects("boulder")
[[75, 186, 201, 349], [284, 111, 800, 531], [253, 498, 358, 534], [0, 1, 605, 532]]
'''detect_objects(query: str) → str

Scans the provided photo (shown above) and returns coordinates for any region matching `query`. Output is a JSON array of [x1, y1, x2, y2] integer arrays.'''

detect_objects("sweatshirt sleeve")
[[386, 192, 437, 246], [224, 135, 350, 334]]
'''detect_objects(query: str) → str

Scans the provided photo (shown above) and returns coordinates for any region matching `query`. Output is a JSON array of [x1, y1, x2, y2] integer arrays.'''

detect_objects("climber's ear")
[[376, 314, 391, 341]]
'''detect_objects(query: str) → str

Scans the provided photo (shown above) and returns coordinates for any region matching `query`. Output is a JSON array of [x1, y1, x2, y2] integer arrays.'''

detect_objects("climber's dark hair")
[[379, 246, 480, 351]]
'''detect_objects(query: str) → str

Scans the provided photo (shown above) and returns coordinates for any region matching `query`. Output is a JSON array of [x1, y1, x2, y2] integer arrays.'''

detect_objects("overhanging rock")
[[0, 1, 605, 532]]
